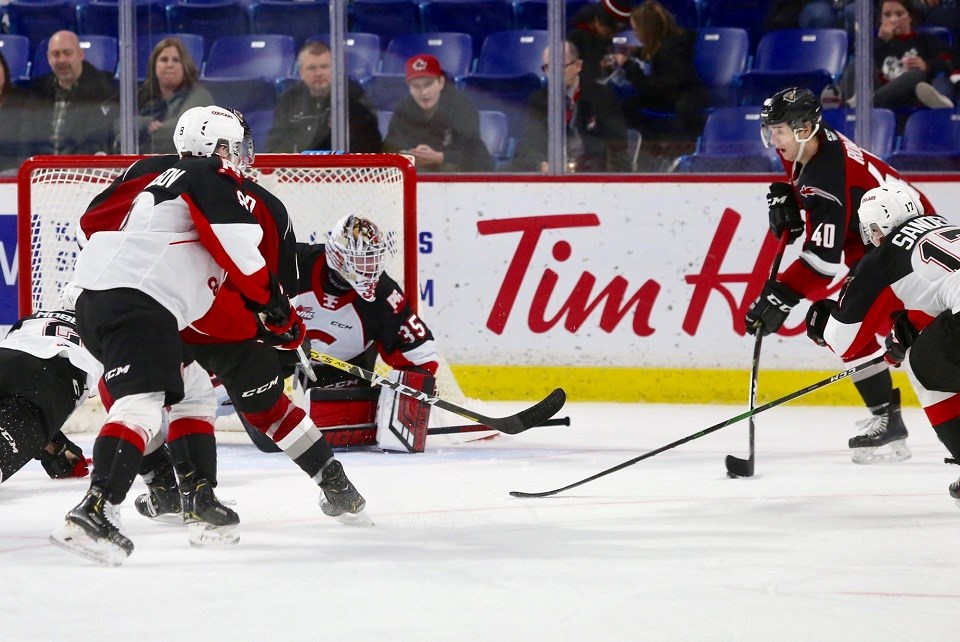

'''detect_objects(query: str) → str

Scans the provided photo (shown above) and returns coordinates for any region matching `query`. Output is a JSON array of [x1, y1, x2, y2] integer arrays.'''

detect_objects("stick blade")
[[489, 388, 567, 435], [725, 454, 754, 478]]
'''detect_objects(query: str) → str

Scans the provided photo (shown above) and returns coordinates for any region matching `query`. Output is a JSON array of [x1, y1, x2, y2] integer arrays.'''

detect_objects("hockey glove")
[[745, 280, 801, 336], [767, 182, 804, 243], [884, 310, 920, 366], [246, 274, 306, 350], [805, 299, 838, 347], [39, 432, 89, 479]]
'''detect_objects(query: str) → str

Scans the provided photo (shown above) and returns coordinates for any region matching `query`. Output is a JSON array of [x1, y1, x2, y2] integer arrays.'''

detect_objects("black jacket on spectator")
[[621, 31, 710, 140], [22, 61, 118, 156], [513, 80, 629, 172], [382, 81, 493, 172], [0, 85, 27, 173], [265, 79, 382, 153]]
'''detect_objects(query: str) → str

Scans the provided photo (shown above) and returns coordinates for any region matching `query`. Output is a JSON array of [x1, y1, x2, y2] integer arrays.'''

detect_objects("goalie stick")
[[726, 231, 790, 479], [510, 355, 885, 498], [315, 352, 567, 435]]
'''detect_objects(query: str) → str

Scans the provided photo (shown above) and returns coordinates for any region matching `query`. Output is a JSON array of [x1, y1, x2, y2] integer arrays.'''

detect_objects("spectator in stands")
[[914, 0, 960, 33], [21, 30, 118, 157], [382, 54, 493, 173], [513, 41, 629, 173], [0, 50, 28, 174], [266, 41, 382, 153], [617, 0, 710, 143], [829, 0, 953, 110], [134, 37, 213, 154], [568, 0, 633, 84]]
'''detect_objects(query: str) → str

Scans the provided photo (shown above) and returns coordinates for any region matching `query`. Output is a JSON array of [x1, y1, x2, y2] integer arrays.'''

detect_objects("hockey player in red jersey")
[[744, 87, 935, 464], [293, 214, 440, 453], [50, 105, 301, 565], [805, 183, 960, 505]]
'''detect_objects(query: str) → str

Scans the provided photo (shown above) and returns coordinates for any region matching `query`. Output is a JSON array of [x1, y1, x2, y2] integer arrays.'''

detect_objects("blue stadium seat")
[[249, 0, 330, 50], [694, 27, 748, 108], [421, 1, 516, 59], [676, 106, 780, 172], [700, 0, 769, 52], [659, 0, 700, 30], [362, 73, 409, 110], [376, 109, 393, 140], [478, 109, 509, 161], [6, 1, 77, 58], [382, 32, 473, 77], [737, 29, 849, 105], [136, 33, 205, 82], [513, 0, 593, 30], [349, 0, 422, 51], [306, 33, 381, 83], [459, 72, 542, 139], [0, 35, 31, 83], [31, 35, 119, 77], [475, 30, 547, 77], [202, 35, 296, 81], [166, 1, 250, 58], [76, 1, 168, 38], [203, 77, 277, 115], [243, 109, 274, 149], [821, 108, 896, 161], [887, 110, 960, 172], [919, 25, 953, 49]]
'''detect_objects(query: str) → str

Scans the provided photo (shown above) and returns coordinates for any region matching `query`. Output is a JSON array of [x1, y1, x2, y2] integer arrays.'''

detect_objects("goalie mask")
[[760, 87, 822, 153], [173, 105, 253, 168], [326, 215, 392, 301], [858, 182, 924, 247]]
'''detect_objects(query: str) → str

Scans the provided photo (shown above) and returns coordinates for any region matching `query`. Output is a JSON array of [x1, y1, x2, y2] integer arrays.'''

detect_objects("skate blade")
[[49, 522, 131, 567], [851, 440, 912, 465], [147, 513, 186, 526], [334, 508, 375, 527], [186, 521, 240, 547]]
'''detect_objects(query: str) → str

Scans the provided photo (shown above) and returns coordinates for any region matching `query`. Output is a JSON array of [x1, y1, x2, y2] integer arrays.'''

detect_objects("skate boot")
[[49, 487, 133, 566], [848, 389, 911, 464], [949, 476, 960, 510], [180, 475, 240, 546], [318, 458, 373, 527], [134, 457, 182, 524]]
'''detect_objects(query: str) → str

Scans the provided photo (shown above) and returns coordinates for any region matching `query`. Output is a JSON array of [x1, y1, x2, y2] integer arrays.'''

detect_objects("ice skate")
[[848, 389, 911, 464], [49, 487, 133, 566], [318, 459, 374, 527], [180, 476, 240, 546], [134, 459, 183, 524]]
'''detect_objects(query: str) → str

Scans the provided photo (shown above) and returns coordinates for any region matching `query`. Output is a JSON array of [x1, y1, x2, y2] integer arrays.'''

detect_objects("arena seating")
[[382, 32, 473, 77]]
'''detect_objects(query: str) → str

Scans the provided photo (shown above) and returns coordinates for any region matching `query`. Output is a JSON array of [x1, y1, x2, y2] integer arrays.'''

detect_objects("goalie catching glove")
[[767, 182, 804, 243], [745, 280, 801, 336], [38, 432, 89, 479], [245, 274, 305, 350]]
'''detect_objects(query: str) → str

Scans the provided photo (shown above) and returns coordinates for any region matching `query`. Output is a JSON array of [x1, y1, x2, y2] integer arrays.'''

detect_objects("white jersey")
[[1, 311, 103, 405]]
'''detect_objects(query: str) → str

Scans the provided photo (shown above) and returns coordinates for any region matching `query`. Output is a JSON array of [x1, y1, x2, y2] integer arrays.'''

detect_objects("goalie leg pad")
[[376, 371, 436, 453], [308, 387, 379, 447]]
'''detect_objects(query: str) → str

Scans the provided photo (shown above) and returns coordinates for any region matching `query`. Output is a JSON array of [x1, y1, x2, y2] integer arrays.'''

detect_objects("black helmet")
[[761, 87, 822, 130]]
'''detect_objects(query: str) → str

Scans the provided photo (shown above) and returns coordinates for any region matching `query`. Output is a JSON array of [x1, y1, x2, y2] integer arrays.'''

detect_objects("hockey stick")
[[428, 416, 571, 435], [315, 352, 567, 435], [510, 355, 885, 498], [726, 231, 791, 478]]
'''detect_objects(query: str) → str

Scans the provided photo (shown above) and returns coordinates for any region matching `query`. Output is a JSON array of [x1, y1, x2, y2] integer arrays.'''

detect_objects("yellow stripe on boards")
[[450, 365, 920, 406]]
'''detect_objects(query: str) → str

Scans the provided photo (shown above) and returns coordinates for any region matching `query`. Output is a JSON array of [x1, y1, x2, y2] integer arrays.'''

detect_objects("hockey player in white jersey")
[[50, 106, 302, 565], [0, 310, 102, 484], [805, 183, 960, 504]]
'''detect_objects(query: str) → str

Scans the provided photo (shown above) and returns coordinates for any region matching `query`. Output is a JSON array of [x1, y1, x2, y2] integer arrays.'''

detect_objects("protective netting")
[[19, 154, 470, 434]]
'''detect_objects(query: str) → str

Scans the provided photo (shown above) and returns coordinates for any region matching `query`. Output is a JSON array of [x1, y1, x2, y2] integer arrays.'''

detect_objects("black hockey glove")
[[745, 280, 801, 336], [245, 274, 306, 350], [38, 432, 89, 479], [767, 182, 804, 243], [884, 310, 920, 366], [805, 299, 838, 347]]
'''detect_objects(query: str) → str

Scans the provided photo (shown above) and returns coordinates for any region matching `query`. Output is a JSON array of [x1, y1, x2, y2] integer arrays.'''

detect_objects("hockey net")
[[17, 154, 471, 436]]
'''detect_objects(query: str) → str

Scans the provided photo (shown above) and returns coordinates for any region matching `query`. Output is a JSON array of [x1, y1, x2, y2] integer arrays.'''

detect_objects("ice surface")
[[3, 401, 959, 640]]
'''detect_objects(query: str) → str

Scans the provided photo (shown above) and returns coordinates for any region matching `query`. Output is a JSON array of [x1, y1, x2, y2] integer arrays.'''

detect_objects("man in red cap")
[[381, 53, 493, 172]]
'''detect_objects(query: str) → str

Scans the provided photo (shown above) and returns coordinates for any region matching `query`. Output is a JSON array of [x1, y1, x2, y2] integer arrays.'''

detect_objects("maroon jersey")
[[777, 129, 935, 299]]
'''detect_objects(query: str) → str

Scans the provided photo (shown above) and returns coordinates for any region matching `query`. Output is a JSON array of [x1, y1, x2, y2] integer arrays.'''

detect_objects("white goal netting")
[[18, 154, 471, 435]]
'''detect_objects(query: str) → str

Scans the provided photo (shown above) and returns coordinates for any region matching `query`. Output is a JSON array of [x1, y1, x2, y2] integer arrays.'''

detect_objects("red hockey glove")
[[245, 274, 306, 350]]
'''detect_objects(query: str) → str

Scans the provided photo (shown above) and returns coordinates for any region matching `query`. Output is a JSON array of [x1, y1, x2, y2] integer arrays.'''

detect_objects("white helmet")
[[325, 215, 395, 301], [858, 182, 924, 247], [173, 105, 253, 168]]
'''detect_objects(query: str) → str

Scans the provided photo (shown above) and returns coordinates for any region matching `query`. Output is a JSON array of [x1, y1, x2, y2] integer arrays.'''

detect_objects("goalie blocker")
[[308, 371, 436, 453]]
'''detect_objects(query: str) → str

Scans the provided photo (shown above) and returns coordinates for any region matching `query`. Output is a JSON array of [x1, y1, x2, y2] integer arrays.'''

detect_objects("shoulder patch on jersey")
[[799, 185, 842, 206]]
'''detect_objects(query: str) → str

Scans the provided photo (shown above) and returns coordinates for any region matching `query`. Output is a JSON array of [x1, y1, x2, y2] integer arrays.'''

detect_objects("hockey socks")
[[90, 424, 146, 504], [244, 395, 335, 479]]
